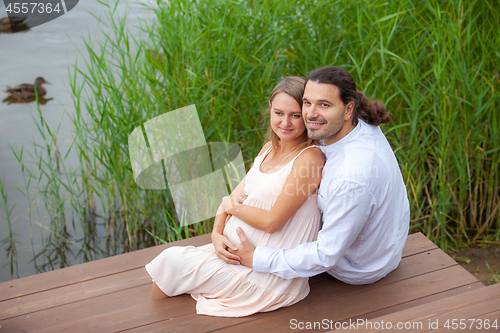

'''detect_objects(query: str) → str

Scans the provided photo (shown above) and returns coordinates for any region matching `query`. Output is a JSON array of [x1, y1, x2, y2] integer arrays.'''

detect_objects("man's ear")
[[345, 101, 355, 121], [269, 101, 271, 107]]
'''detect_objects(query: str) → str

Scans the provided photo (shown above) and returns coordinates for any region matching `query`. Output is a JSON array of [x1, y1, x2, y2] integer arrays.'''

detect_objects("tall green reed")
[[0, 176, 18, 279], [63, 0, 500, 250], [8, 0, 499, 269]]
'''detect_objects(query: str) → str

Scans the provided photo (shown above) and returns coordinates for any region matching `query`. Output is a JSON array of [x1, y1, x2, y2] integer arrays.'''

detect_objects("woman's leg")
[[151, 281, 168, 301], [146, 244, 238, 299]]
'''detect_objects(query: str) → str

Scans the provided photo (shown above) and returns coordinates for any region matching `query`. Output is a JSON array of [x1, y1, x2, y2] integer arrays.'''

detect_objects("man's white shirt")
[[253, 120, 410, 284]]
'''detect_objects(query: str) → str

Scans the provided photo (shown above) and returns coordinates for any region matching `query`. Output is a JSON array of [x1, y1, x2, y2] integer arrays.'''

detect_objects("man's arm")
[[239, 180, 374, 279]]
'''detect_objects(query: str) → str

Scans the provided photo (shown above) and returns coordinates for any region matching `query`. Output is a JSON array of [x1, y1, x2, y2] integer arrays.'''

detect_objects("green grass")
[[4, 0, 499, 266], [486, 262, 500, 285]]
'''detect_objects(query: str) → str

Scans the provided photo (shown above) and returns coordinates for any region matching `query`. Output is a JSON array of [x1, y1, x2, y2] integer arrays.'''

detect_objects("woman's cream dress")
[[145, 145, 321, 317]]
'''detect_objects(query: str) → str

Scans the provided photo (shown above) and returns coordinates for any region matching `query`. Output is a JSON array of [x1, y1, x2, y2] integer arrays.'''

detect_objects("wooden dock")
[[0, 232, 498, 332]]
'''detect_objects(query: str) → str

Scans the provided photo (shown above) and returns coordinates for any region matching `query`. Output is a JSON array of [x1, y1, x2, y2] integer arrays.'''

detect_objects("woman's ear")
[[269, 101, 271, 107]]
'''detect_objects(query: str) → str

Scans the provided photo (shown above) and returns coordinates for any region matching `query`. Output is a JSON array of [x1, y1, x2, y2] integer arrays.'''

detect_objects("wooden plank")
[[428, 307, 500, 332], [198, 265, 479, 333], [0, 234, 212, 302], [0, 268, 150, 320], [30, 294, 202, 333], [415, 298, 500, 333], [344, 283, 500, 333], [105, 248, 466, 333], [382, 247, 460, 282], [401, 232, 438, 257], [0, 230, 435, 319], [411, 287, 500, 333], [0, 284, 152, 332], [0, 273, 323, 333], [9, 246, 453, 333], [472, 309, 500, 322], [0, 232, 446, 333], [438, 310, 500, 333], [349, 281, 484, 320], [0, 244, 298, 329], [0, 233, 432, 302], [124, 286, 487, 333], [0, 247, 326, 326]]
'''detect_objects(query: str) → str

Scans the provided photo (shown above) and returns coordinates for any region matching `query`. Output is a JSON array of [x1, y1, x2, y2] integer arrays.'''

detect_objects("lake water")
[[0, 0, 156, 282]]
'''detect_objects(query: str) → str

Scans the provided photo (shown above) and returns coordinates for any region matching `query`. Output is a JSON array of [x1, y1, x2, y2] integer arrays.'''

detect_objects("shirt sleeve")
[[253, 180, 375, 279]]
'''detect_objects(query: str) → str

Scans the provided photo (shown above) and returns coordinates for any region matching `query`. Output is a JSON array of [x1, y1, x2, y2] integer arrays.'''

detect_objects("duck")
[[4, 77, 50, 102], [0, 17, 30, 33]]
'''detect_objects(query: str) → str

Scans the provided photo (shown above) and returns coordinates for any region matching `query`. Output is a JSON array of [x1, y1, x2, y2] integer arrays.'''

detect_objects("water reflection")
[[0, 17, 30, 33], [0, 0, 158, 283], [22, 213, 158, 277], [33, 220, 74, 273], [1, 233, 19, 280], [2, 95, 53, 105]]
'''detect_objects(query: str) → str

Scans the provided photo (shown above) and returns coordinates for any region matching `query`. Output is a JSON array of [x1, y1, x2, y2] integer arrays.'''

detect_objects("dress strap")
[[254, 144, 273, 167], [258, 144, 320, 171], [256, 144, 273, 162], [266, 144, 319, 160], [290, 145, 320, 163], [263, 144, 273, 157]]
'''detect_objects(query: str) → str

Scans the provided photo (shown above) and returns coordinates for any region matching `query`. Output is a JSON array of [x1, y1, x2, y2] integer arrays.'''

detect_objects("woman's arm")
[[211, 203, 240, 264], [212, 141, 273, 263], [211, 174, 247, 264], [223, 147, 324, 234]]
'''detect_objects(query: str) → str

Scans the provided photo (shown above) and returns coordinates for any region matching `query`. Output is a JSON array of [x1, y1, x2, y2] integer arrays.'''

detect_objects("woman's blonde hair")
[[264, 76, 317, 158]]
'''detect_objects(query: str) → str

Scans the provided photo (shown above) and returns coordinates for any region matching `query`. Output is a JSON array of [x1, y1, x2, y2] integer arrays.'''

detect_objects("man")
[[231, 66, 410, 284]]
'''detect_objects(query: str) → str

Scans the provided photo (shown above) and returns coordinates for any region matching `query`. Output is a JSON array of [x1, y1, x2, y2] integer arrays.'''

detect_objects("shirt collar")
[[319, 120, 363, 159]]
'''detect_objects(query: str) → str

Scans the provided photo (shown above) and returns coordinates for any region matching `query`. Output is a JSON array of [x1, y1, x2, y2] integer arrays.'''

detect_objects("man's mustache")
[[305, 117, 327, 124]]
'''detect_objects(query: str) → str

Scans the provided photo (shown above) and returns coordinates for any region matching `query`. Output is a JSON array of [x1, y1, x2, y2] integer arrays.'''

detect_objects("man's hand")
[[212, 233, 241, 265], [229, 227, 255, 269]]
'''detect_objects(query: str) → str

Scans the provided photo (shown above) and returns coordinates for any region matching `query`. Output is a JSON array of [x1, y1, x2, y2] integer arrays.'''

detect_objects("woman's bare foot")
[[150, 282, 168, 301]]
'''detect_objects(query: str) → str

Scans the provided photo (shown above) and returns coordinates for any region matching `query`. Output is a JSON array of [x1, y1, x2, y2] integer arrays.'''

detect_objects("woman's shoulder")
[[290, 146, 325, 175], [286, 146, 324, 183], [256, 141, 272, 157], [295, 146, 325, 165]]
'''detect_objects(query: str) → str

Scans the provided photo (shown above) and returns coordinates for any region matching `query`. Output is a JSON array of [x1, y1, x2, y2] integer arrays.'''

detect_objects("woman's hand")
[[212, 232, 241, 265]]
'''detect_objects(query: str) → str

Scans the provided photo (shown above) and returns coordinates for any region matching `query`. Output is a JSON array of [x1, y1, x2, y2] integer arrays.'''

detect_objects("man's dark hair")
[[306, 66, 392, 126]]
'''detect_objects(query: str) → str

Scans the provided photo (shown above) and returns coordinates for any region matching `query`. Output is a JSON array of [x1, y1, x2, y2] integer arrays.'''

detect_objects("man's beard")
[[306, 117, 343, 141]]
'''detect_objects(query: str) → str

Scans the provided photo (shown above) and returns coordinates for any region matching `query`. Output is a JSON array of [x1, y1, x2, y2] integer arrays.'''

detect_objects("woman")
[[145, 76, 325, 317]]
